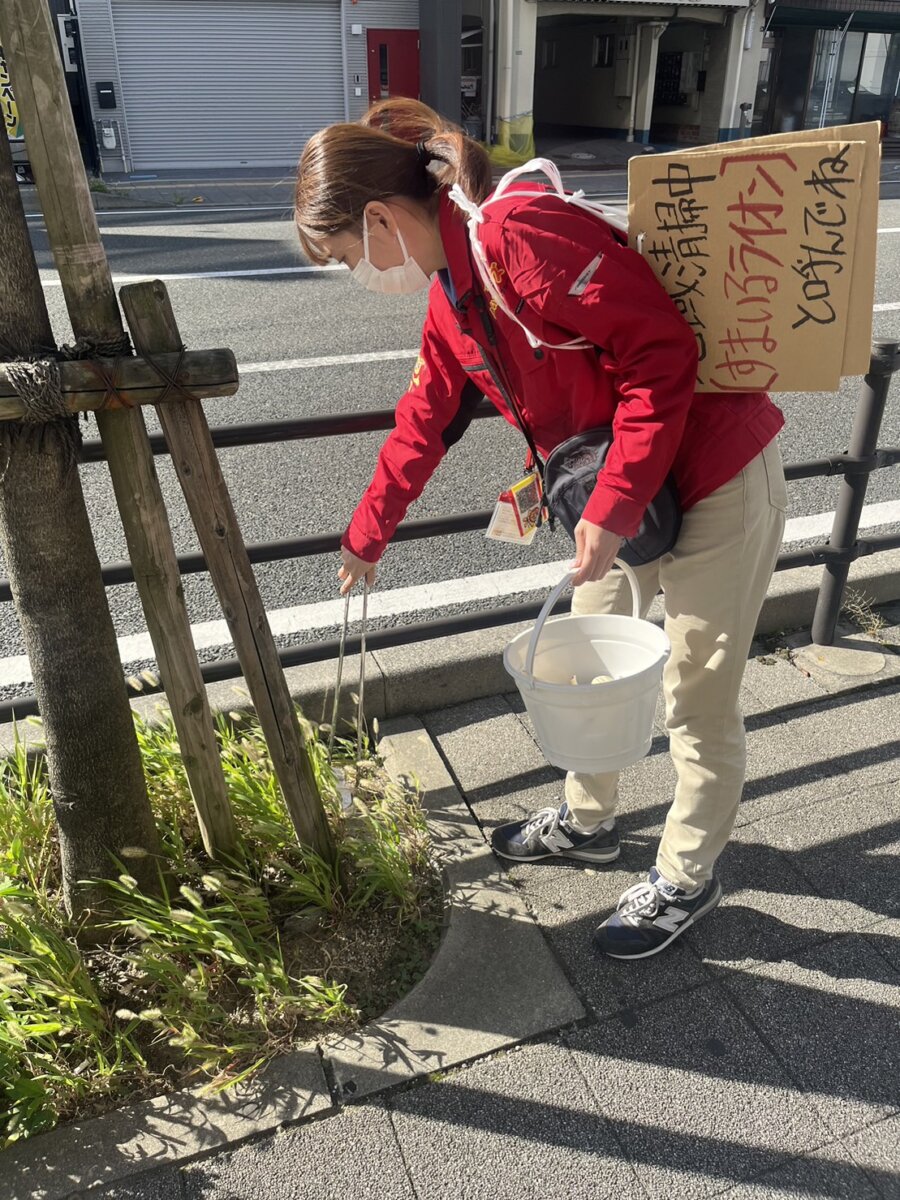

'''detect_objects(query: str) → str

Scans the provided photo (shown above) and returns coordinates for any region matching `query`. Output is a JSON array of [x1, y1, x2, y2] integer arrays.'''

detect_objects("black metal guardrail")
[[0, 338, 898, 724]]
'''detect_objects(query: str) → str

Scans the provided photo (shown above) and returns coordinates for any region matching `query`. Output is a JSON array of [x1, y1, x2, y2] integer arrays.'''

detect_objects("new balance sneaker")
[[594, 866, 723, 959], [491, 802, 620, 864]]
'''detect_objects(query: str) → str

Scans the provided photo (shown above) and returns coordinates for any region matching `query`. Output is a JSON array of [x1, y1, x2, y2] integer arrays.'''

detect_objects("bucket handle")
[[524, 558, 643, 680]]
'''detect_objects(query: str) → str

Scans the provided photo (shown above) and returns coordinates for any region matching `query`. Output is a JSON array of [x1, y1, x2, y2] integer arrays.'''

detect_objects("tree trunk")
[[0, 133, 162, 923]]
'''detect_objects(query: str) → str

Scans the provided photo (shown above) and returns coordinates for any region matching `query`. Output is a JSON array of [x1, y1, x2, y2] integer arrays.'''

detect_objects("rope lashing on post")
[[60, 334, 137, 413], [60, 336, 199, 410], [4, 359, 70, 425], [60, 333, 134, 361], [0, 357, 81, 475], [4, 337, 203, 423]]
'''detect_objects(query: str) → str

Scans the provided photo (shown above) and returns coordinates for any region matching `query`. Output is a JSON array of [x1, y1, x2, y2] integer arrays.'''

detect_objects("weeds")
[[841, 587, 888, 640], [0, 712, 441, 1148]]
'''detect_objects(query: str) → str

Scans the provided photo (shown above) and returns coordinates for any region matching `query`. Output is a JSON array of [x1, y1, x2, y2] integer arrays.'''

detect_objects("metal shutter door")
[[111, 0, 342, 170]]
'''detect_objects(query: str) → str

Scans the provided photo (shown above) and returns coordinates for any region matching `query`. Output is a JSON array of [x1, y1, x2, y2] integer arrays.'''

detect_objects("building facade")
[[751, 0, 900, 139], [68, 0, 894, 176], [530, 0, 766, 146], [77, 0, 420, 173]]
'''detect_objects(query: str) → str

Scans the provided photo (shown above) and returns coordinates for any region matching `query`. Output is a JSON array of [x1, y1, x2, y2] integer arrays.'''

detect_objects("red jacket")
[[343, 186, 784, 563]]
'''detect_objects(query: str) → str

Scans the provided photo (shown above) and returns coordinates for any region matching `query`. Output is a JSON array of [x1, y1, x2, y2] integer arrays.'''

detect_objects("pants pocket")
[[762, 440, 788, 514]]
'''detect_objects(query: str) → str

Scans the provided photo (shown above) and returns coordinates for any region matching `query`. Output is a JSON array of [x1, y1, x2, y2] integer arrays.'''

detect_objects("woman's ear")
[[363, 200, 397, 239]]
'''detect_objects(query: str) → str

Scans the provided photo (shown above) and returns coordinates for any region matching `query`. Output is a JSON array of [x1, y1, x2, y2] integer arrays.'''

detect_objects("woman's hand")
[[338, 546, 377, 596], [572, 520, 623, 587]]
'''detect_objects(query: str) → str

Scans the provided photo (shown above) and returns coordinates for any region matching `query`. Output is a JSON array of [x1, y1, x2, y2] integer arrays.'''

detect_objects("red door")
[[367, 29, 420, 104]]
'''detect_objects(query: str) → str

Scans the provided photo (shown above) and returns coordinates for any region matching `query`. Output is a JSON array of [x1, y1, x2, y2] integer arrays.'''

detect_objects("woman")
[[295, 100, 787, 960]]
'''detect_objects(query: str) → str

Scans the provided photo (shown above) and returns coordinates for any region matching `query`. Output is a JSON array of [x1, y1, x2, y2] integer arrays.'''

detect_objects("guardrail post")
[[811, 338, 900, 646]]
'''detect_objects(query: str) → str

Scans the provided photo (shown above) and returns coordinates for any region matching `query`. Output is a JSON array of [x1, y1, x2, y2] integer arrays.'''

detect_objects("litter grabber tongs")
[[326, 578, 370, 810]]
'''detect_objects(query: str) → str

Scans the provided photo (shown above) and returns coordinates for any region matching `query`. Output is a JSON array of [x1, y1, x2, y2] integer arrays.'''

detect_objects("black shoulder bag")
[[469, 291, 682, 567]]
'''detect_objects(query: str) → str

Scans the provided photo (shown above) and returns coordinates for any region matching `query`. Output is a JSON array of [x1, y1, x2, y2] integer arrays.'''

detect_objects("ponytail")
[[295, 99, 492, 264]]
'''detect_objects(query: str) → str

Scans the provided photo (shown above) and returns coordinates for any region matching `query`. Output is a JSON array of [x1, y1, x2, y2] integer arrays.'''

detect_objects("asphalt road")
[[2, 171, 899, 695]]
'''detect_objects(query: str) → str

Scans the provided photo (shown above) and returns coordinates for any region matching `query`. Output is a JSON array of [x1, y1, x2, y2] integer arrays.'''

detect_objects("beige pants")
[[564, 441, 787, 889]]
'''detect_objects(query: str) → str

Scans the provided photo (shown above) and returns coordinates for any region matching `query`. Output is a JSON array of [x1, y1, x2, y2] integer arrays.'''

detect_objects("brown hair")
[[295, 98, 492, 264]]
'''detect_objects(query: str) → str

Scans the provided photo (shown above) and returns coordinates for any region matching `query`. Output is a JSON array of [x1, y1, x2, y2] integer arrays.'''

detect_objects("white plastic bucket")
[[503, 560, 670, 773]]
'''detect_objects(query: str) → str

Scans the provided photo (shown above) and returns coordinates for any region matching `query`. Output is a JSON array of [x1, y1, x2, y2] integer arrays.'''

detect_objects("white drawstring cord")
[[449, 160, 630, 352]]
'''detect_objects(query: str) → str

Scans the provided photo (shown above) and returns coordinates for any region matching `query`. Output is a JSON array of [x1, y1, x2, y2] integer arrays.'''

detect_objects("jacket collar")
[[437, 187, 480, 312]]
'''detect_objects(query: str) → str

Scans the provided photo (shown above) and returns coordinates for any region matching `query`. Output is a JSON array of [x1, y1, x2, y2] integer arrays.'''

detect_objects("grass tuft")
[[0, 711, 441, 1147]]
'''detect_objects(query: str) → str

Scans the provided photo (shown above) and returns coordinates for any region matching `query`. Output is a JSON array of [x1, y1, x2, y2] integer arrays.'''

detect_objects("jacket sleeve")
[[494, 201, 699, 538], [342, 305, 475, 563]]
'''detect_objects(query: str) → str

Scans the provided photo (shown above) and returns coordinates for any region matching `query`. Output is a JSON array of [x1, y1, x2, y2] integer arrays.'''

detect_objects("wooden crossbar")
[[0, 350, 239, 420]]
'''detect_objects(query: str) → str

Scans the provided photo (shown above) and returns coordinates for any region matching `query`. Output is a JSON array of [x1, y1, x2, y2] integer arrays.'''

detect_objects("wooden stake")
[[0, 0, 239, 861], [0, 350, 238, 420], [122, 281, 334, 860]]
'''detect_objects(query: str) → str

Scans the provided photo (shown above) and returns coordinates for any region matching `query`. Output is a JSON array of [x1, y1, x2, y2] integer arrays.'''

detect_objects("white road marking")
[[240, 349, 418, 374], [27, 204, 292, 220], [94, 223, 293, 240], [782, 499, 900, 542], [874, 301, 900, 311], [2, 498, 900, 688], [41, 264, 340, 286]]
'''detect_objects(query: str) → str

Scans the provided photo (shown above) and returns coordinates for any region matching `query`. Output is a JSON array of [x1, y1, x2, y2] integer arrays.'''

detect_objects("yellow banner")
[[1, 48, 21, 140]]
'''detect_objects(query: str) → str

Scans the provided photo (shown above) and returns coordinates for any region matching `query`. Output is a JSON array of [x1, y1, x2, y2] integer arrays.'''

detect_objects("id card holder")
[[486, 472, 542, 545]]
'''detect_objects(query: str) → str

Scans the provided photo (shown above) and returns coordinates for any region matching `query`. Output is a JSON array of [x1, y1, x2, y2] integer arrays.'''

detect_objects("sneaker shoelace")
[[522, 806, 563, 842], [616, 880, 664, 924]]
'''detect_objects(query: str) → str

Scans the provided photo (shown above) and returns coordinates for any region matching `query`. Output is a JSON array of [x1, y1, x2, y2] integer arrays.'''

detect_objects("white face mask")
[[351, 221, 431, 295]]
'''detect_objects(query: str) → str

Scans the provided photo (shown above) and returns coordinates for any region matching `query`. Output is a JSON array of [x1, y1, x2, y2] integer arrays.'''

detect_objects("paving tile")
[[568, 983, 832, 1199], [864, 917, 900, 975], [429, 696, 703, 1017], [424, 695, 562, 833], [181, 1103, 415, 1200], [720, 1145, 882, 1198], [689, 835, 852, 973], [763, 686, 900, 797], [740, 650, 829, 715], [508, 853, 711, 1018], [735, 705, 866, 829], [867, 602, 900, 650], [509, 673, 859, 834], [842, 1113, 900, 1197], [80, 1169, 183, 1200], [722, 936, 900, 1138], [0, 1048, 331, 1200], [323, 844, 584, 1101], [390, 1040, 640, 1200], [735, 782, 900, 927], [324, 720, 584, 1101]]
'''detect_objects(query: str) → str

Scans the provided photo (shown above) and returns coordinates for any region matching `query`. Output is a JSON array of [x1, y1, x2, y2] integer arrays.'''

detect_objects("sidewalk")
[[17, 134, 647, 215], [50, 604, 900, 1200]]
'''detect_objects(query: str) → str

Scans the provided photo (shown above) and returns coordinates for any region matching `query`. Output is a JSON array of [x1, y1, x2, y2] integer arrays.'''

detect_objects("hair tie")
[[415, 140, 433, 167]]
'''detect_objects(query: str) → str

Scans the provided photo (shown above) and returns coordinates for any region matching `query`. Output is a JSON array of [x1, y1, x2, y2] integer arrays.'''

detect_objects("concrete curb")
[[322, 717, 585, 1102], [0, 1048, 334, 1200], [0, 720, 583, 1200]]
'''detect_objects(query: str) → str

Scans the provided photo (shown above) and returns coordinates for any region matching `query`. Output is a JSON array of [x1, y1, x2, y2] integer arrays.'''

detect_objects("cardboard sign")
[[628, 123, 881, 392]]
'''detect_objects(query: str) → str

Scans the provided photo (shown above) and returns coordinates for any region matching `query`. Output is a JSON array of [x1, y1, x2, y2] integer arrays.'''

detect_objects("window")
[[593, 34, 613, 68], [655, 51, 688, 106]]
